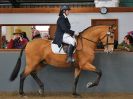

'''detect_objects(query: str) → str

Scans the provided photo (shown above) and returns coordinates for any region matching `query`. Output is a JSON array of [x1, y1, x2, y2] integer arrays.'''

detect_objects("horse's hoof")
[[38, 89, 44, 95], [19, 91, 25, 96], [19, 93, 27, 98], [72, 93, 81, 98], [86, 82, 98, 88], [23, 95, 28, 98]]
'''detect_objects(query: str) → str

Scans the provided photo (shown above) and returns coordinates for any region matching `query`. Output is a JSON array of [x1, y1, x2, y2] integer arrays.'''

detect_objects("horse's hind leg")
[[19, 66, 34, 96], [72, 68, 81, 96], [81, 62, 102, 88], [19, 61, 41, 96], [19, 71, 26, 96], [30, 72, 44, 95]]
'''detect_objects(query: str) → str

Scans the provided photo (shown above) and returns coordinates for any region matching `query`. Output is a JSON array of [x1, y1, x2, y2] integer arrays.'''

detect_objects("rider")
[[53, 5, 76, 63]]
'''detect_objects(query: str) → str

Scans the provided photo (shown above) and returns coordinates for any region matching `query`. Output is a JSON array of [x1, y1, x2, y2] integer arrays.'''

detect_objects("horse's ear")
[[76, 37, 82, 50], [110, 24, 117, 31]]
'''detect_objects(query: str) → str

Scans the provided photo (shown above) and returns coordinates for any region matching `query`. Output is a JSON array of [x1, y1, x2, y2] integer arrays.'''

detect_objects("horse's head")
[[99, 25, 116, 53], [76, 25, 116, 53]]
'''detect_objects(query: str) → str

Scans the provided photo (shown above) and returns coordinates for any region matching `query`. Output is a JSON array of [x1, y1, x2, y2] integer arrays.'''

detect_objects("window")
[[0, 25, 53, 49]]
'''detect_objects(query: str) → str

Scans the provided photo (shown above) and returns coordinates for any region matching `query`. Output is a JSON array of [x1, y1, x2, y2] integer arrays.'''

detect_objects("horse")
[[10, 25, 116, 96]]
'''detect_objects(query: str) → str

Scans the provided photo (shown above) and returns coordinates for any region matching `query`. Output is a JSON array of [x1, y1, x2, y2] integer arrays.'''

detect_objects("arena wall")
[[0, 51, 133, 93]]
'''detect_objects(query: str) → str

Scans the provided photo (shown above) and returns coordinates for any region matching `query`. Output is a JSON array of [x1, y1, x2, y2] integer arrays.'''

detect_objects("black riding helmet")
[[60, 5, 71, 11], [59, 5, 71, 16]]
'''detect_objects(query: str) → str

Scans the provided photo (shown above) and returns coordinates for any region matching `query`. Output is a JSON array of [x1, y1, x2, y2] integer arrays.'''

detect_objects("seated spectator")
[[21, 31, 29, 41], [128, 31, 133, 38], [31, 26, 41, 40], [2, 35, 8, 48], [7, 29, 28, 49], [118, 35, 133, 51], [42, 33, 50, 39]]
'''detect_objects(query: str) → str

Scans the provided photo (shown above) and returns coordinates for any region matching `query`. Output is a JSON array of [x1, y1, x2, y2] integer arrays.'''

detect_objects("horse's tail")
[[10, 44, 26, 81]]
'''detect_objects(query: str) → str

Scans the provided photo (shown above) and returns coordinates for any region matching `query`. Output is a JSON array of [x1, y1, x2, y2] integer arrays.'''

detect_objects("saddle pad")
[[51, 42, 66, 54]]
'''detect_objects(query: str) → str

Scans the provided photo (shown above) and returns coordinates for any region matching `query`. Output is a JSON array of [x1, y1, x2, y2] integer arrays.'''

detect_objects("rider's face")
[[65, 10, 70, 16]]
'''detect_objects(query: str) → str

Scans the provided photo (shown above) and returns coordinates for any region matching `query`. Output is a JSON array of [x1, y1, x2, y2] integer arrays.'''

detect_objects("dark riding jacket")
[[53, 15, 74, 47]]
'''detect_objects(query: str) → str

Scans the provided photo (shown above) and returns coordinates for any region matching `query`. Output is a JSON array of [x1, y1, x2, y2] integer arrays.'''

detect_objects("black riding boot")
[[67, 44, 75, 63]]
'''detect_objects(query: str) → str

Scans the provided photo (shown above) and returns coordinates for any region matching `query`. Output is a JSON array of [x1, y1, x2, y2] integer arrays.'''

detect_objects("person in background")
[[128, 31, 133, 38], [21, 31, 29, 41], [7, 29, 28, 49], [43, 33, 50, 39], [118, 35, 133, 51], [2, 35, 8, 48], [31, 26, 41, 40]]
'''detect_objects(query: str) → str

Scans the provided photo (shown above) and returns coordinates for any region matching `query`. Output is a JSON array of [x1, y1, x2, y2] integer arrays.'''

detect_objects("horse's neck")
[[77, 26, 108, 50], [80, 27, 101, 51], [85, 28, 99, 41]]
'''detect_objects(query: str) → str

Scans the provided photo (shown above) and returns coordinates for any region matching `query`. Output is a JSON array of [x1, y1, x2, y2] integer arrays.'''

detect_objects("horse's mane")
[[79, 26, 93, 35], [78, 25, 111, 36]]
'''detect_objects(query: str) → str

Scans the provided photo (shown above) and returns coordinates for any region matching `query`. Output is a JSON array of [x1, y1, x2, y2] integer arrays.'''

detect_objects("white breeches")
[[63, 33, 76, 46]]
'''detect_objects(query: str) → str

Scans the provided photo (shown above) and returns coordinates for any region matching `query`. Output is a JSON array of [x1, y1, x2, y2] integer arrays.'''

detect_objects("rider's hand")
[[74, 32, 79, 36], [74, 29, 83, 36]]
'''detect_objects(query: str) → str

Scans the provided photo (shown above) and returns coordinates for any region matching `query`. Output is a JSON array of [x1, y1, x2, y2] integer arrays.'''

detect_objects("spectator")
[[2, 35, 8, 48], [7, 29, 28, 49], [21, 31, 29, 41], [31, 26, 41, 40], [128, 31, 133, 38], [118, 35, 133, 51], [43, 33, 50, 39]]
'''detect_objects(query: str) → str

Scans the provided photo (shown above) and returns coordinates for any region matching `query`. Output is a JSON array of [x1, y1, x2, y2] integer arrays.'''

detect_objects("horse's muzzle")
[[104, 47, 114, 53]]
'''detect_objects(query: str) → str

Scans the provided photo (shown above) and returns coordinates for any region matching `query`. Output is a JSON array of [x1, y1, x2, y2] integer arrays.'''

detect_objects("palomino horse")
[[10, 25, 116, 96]]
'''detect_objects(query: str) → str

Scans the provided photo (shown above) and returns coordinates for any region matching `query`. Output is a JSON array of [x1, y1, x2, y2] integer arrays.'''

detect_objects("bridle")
[[99, 31, 114, 47]]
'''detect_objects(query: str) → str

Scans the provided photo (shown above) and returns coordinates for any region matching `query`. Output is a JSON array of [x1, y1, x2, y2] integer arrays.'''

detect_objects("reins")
[[80, 36, 97, 44], [79, 35, 114, 46], [77, 32, 114, 50]]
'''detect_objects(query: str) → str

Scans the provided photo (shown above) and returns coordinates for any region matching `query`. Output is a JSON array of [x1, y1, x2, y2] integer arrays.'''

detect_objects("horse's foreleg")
[[81, 62, 102, 88], [72, 68, 81, 96], [31, 72, 44, 95], [87, 68, 102, 88]]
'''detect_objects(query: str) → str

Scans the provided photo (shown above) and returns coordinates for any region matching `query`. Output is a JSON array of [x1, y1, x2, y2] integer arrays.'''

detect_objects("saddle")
[[51, 41, 75, 54]]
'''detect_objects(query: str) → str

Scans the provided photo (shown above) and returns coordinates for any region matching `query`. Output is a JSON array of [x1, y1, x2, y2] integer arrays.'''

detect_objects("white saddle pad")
[[51, 42, 66, 54]]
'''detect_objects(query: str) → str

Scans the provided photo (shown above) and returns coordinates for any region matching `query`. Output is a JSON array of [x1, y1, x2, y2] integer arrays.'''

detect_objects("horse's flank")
[[25, 39, 70, 67]]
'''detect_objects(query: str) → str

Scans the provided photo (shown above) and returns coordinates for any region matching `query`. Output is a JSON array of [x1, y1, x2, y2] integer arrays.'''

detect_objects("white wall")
[[0, 12, 133, 43]]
